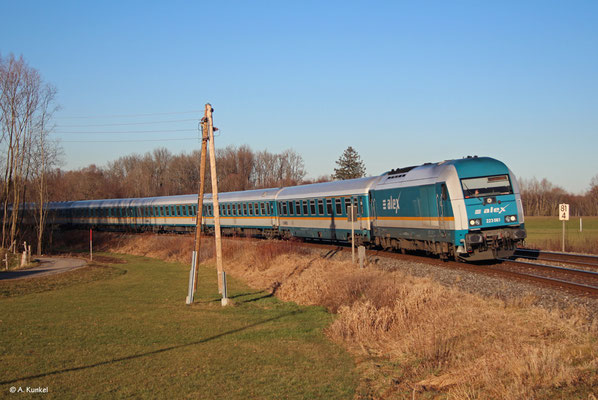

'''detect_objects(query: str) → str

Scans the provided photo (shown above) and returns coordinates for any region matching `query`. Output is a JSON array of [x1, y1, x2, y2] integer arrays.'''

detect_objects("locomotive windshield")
[[461, 174, 513, 198]]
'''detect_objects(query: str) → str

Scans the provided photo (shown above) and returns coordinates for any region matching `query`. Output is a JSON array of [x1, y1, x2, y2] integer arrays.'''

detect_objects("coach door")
[[369, 191, 378, 232], [436, 183, 448, 239]]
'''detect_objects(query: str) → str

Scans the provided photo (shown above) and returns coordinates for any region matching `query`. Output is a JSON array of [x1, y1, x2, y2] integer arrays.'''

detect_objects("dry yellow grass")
[[66, 232, 598, 399]]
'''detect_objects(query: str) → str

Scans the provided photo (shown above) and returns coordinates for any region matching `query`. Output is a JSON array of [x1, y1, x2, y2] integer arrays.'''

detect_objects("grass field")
[[524, 216, 598, 253], [0, 254, 357, 399]]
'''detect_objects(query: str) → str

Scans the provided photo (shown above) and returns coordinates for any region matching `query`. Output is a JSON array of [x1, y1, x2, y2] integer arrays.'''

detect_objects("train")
[[41, 156, 526, 261]]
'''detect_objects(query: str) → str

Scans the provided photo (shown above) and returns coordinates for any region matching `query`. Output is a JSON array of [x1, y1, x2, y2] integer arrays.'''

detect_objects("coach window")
[[260, 202, 265, 216], [302, 200, 308, 215], [335, 198, 342, 215], [344, 198, 352, 215], [166, 206, 171, 217], [310, 199, 316, 215], [294, 201, 300, 215], [282, 202, 288, 216], [326, 199, 333, 215], [359, 198, 364, 215], [288, 201, 294, 216], [318, 199, 324, 215]]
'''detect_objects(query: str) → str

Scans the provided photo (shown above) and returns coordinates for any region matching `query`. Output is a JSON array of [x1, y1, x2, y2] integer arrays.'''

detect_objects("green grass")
[[0, 253, 357, 399], [524, 216, 598, 253]]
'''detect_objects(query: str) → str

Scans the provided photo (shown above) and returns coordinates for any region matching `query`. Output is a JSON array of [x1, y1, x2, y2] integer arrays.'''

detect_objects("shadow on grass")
[[195, 290, 273, 304], [0, 310, 300, 385]]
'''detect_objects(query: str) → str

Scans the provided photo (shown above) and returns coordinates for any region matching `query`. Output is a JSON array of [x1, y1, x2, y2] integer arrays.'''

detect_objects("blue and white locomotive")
[[46, 156, 526, 261]]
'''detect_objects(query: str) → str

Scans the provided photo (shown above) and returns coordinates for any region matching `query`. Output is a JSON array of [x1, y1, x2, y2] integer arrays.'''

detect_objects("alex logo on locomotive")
[[473, 204, 510, 215], [381, 194, 401, 214]]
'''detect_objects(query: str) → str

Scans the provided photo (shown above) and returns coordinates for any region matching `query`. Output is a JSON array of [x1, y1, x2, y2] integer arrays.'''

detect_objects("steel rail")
[[514, 249, 598, 265], [498, 258, 598, 278]]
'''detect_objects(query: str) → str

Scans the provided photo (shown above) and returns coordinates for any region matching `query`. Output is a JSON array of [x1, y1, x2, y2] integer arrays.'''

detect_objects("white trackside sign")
[[559, 203, 569, 221]]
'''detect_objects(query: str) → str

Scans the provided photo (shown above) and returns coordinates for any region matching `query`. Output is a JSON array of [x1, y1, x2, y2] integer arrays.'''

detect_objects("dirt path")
[[0, 257, 87, 281]]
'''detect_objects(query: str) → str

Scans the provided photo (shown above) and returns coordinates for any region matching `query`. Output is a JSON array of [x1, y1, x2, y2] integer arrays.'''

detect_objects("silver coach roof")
[[276, 176, 381, 200], [48, 188, 283, 209]]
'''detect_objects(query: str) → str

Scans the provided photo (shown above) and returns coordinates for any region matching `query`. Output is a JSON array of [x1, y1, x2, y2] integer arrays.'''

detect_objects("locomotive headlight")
[[469, 218, 482, 226], [504, 215, 517, 223]]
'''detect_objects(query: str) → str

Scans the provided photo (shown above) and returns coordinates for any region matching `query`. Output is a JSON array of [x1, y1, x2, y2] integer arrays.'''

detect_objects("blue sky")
[[2, 1, 597, 193]]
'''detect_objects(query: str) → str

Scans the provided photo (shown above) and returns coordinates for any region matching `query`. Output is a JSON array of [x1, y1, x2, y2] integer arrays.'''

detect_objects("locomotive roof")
[[377, 156, 509, 188]]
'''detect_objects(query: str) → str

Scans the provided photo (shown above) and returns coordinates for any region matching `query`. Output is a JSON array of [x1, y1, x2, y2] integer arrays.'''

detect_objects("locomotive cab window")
[[461, 174, 513, 198]]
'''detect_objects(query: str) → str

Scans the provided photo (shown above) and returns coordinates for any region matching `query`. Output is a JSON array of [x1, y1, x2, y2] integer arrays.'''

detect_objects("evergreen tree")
[[333, 146, 366, 180]]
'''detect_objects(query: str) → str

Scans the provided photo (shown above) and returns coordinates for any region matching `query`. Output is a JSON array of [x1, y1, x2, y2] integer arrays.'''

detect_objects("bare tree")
[[0, 54, 59, 250]]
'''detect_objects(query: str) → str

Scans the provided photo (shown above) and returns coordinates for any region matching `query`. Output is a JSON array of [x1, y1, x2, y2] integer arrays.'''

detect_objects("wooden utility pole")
[[192, 112, 210, 293], [205, 104, 225, 294]]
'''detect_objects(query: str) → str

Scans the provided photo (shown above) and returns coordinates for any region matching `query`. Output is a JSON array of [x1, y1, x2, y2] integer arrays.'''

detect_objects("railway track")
[[301, 241, 598, 298], [512, 248, 598, 269]]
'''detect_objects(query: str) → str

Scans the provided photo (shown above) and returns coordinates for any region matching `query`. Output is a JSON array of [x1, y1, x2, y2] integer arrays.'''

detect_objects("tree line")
[[44, 145, 310, 201], [519, 177, 598, 217]]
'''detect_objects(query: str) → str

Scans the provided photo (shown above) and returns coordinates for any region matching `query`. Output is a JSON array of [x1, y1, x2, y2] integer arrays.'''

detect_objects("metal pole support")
[[562, 220, 565, 252], [186, 251, 197, 305], [221, 270, 229, 306]]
